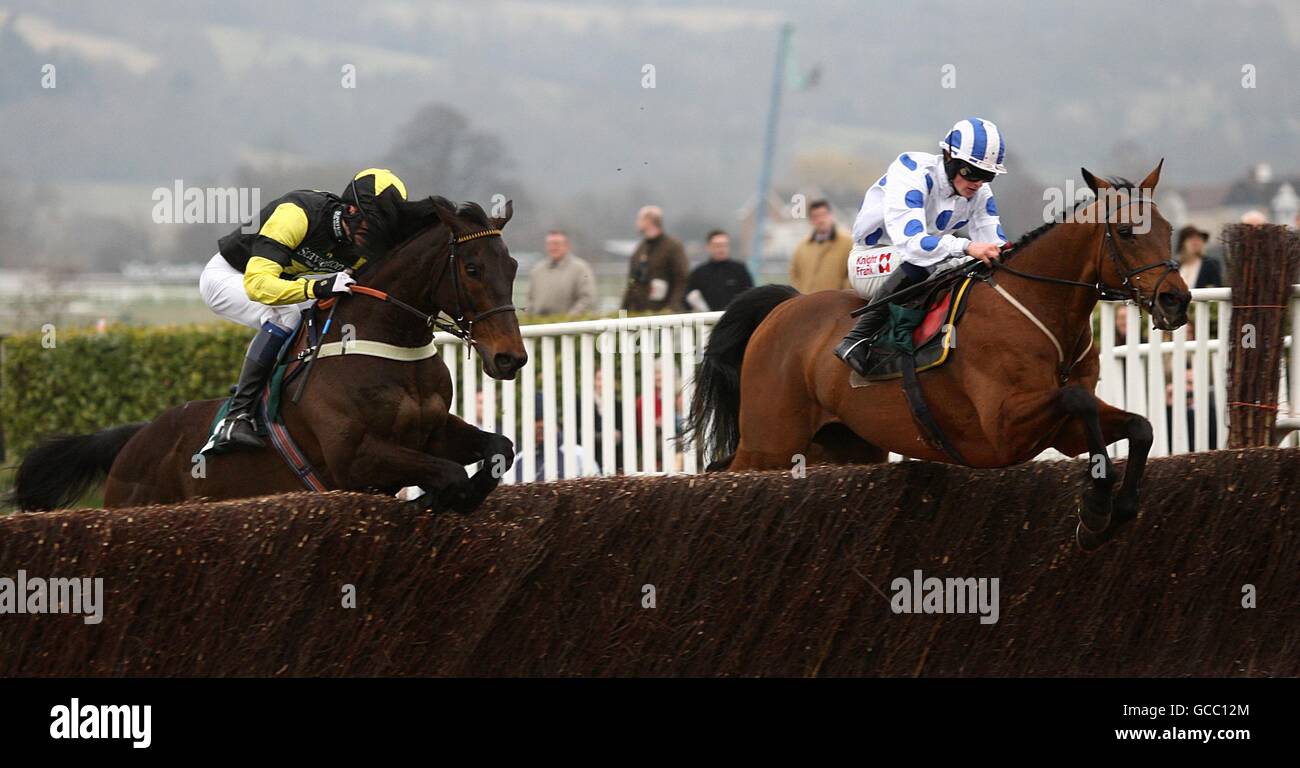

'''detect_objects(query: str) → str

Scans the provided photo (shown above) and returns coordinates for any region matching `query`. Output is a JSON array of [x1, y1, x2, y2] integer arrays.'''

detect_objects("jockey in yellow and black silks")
[[198, 168, 408, 454]]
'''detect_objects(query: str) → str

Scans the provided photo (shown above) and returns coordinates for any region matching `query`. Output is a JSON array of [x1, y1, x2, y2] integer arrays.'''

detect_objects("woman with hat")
[[1175, 224, 1223, 289]]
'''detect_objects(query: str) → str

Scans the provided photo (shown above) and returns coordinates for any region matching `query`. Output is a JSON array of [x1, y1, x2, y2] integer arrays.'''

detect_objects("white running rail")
[[441, 286, 1300, 482]]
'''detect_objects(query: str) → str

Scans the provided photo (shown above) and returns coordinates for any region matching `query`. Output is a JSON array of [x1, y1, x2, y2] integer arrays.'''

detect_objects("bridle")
[[991, 194, 1179, 313], [348, 227, 517, 348]]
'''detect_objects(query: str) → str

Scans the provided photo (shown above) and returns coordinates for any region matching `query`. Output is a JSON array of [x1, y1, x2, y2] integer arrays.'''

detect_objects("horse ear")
[[491, 199, 514, 230], [1139, 158, 1164, 191], [1081, 167, 1110, 195]]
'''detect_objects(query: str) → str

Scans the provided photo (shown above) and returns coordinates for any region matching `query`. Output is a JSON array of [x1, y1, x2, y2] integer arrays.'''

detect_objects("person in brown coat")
[[621, 205, 689, 311], [788, 199, 852, 293]]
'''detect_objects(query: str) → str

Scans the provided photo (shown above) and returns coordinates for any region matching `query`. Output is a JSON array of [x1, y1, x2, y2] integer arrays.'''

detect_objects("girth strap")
[[900, 352, 970, 466], [259, 387, 328, 492]]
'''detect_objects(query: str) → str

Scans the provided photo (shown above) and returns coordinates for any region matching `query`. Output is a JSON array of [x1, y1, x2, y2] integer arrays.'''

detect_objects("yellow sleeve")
[[259, 203, 309, 249], [244, 256, 315, 305]]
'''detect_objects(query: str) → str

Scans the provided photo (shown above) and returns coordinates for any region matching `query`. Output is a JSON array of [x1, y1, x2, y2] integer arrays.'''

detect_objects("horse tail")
[[683, 284, 800, 466], [9, 422, 146, 511]]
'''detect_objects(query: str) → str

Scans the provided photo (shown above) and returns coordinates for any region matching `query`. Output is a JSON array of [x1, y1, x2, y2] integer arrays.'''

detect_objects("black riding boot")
[[834, 266, 925, 376], [202, 322, 291, 454]]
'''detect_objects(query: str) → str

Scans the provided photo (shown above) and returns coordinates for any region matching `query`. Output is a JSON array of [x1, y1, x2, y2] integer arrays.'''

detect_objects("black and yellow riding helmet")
[[339, 168, 408, 246]]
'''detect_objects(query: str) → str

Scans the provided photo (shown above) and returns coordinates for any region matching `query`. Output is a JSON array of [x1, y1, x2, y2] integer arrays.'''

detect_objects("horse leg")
[[1081, 403, 1153, 550], [807, 422, 889, 465], [1053, 394, 1154, 550], [1056, 386, 1119, 535], [731, 421, 818, 471], [729, 386, 819, 470], [332, 435, 476, 514], [423, 414, 515, 514], [706, 453, 735, 472]]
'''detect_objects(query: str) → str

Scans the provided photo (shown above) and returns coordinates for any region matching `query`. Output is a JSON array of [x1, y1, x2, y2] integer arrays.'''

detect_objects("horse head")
[[367, 195, 528, 379], [1080, 161, 1191, 331]]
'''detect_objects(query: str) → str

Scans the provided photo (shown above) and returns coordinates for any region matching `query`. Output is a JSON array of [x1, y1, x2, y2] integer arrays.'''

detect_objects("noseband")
[[349, 227, 517, 349], [1095, 207, 1179, 312]]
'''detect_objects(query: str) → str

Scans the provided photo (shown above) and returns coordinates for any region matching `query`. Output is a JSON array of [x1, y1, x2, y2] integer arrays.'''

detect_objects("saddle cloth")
[[849, 275, 976, 386], [204, 310, 327, 490]]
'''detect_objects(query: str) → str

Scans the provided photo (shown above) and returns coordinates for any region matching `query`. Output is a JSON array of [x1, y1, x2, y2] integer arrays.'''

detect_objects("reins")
[[979, 196, 1176, 384], [991, 207, 1178, 310], [287, 225, 515, 402], [349, 227, 515, 347]]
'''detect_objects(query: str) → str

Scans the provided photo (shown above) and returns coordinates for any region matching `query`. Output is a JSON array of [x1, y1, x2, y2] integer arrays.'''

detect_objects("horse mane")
[[384, 195, 491, 255], [1004, 175, 1138, 258], [450, 199, 491, 227]]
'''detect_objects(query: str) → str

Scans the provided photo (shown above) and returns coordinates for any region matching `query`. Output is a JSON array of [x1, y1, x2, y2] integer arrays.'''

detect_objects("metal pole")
[[749, 22, 793, 280]]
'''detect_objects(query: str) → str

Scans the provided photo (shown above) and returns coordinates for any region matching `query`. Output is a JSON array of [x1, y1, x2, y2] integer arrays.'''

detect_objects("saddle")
[[205, 306, 330, 491], [850, 274, 977, 386]]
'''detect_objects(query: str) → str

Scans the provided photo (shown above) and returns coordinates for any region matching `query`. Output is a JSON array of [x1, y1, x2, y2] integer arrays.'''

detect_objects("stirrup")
[[835, 336, 875, 377], [199, 413, 262, 455]]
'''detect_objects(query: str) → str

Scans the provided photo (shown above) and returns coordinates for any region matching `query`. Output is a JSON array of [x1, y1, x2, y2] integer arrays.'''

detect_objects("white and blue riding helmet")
[[939, 118, 1008, 177]]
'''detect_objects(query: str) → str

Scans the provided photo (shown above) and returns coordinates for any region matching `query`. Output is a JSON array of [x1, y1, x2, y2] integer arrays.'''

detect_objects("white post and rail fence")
[[442, 285, 1300, 484]]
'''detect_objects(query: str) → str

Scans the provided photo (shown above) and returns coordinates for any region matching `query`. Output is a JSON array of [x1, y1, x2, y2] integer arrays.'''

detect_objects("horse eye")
[[465, 263, 480, 278], [1118, 226, 1135, 239]]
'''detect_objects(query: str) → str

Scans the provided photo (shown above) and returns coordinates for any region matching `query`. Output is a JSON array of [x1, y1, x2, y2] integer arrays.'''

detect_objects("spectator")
[[633, 367, 685, 472], [592, 364, 624, 473], [516, 393, 597, 482], [684, 230, 753, 311], [527, 230, 596, 315], [1175, 225, 1223, 289], [1166, 365, 1217, 451], [622, 206, 689, 312], [788, 199, 852, 293]]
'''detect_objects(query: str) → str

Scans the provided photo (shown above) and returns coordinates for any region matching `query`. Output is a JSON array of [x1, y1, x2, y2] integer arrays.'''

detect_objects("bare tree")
[[384, 103, 518, 203]]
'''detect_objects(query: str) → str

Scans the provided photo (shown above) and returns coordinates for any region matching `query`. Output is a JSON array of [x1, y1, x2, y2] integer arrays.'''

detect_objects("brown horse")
[[686, 163, 1191, 548], [13, 196, 526, 513]]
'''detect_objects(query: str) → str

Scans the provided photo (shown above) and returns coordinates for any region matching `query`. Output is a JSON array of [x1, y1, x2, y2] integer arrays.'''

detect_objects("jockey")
[[198, 168, 408, 453], [834, 118, 1009, 376]]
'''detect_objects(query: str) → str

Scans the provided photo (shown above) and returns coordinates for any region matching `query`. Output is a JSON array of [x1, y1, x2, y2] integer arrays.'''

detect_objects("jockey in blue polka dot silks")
[[834, 117, 1009, 376]]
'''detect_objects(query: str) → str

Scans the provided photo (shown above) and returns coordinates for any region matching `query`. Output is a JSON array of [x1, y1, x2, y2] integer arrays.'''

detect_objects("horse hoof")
[[1075, 522, 1107, 552], [1077, 493, 1112, 533], [403, 491, 451, 515], [1113, 495, 1139, 525]]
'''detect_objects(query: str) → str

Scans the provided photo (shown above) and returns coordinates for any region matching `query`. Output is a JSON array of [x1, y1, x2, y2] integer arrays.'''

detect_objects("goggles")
[[955, 161, 997, 183]]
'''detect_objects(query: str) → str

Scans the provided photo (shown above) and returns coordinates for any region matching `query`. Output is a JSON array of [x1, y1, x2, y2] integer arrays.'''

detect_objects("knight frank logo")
[[890, 569, 1000, 624], [855, 249, 894, 278]]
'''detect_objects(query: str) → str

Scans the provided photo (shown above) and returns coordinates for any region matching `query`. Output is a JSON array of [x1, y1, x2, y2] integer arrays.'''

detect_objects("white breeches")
[[199, 253, 312, 332]]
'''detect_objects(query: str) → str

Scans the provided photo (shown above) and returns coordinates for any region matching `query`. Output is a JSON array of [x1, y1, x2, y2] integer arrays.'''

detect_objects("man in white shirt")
[[834, 117, 1011, 376]]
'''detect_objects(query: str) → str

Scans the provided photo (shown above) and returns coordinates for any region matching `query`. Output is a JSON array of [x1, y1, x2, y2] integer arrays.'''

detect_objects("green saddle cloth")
[[209, 362, 290, 436], [876, 303, 926, 354]]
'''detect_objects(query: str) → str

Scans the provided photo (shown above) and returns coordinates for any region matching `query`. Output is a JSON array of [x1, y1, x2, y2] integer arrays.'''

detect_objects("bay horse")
[[686, 163, 1191, 548], [13, 196, 526, 513]]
